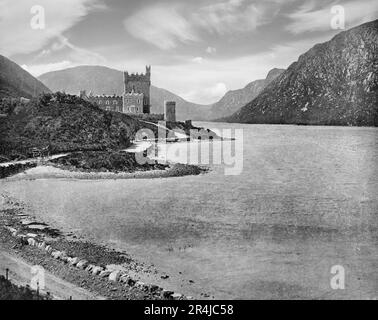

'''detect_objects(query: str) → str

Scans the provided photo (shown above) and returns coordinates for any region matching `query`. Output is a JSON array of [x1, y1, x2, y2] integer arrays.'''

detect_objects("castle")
[[80, 66, 151, 114], [79, 66, 176, 122]]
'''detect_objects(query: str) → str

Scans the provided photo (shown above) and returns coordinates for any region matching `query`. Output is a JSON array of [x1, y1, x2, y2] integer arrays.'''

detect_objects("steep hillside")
[[0, 92, 140, 160], [38, 66, 211, 120], [0, 55, 51, 99], [209, 68, 284, 119], [224, 20, 378, 126]]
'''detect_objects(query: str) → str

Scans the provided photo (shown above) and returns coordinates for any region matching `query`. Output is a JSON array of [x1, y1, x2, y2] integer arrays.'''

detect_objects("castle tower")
[[164, 101, 176, 122], [123, 65, 151, 114]]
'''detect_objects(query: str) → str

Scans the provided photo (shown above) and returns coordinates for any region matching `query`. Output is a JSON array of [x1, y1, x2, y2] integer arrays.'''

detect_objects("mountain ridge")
[[223, 20, 378, 126], [209, 68, 285, 119]]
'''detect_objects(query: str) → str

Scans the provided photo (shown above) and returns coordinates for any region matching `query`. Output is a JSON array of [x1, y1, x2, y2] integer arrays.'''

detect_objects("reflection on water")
[[1, 123, 378, 299]]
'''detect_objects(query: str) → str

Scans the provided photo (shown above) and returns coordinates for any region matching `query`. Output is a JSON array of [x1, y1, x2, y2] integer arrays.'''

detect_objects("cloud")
[[286, 0, 378, 34], [182, 82, 228, 104], [58, 36, 106, 65], [0, 0, 105, 56], [206, 47, 217, 54], [22, 36, 107, 77], [21, 60, 74, 76], [192, 57, 204, 64], [124, 0, 287, 50], [192, 0, 277, 35], [124, 4, 199, 50]]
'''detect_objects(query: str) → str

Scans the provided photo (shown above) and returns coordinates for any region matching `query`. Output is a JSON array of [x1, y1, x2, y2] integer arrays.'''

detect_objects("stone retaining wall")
[[3, 224, 191, 300]]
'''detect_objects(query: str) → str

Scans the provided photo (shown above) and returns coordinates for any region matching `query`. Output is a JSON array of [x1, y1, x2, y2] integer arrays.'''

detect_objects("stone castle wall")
[[87, 95, 123, 112]]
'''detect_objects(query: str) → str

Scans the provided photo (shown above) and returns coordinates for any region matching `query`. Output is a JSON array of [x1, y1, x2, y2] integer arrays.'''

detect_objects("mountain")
[[223, 20, 378, 126], [0, 54, 51, 99], [38, 66, 211, 121], [209, 68, 285, 119]]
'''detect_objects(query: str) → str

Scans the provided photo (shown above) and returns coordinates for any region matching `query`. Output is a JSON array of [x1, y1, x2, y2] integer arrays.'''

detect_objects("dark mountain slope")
[[224, 20, 378, 126], [0, 54, 51, 99]]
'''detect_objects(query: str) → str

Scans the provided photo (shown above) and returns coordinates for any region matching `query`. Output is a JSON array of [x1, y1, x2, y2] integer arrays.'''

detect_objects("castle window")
[[99, 100, 102, 104], [106, 101, 110, 105], [113, 100, 117, 105]]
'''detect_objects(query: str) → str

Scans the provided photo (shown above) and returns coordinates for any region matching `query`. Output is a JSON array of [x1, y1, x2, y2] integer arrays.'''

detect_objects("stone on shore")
[[99, 270, 111, 278], [45, 245, 53, 253], [59, 254, 69, 263], [85, 264, 95, 272], [68, 257, 80, 266], [92, 266, 104, 275], [27, 238, 36, 246], [38, 242, 46, 250], [5, 226, 17, 233], [162, 290, 174, 299], [172, 293, 183, 300], [108, 271, 121, 282], [148, 285, 161, 293], [76, 260, 89, 269], [26, 233, 38, 238], [51, 251, 63, 259], [119, 274, 135, 286]]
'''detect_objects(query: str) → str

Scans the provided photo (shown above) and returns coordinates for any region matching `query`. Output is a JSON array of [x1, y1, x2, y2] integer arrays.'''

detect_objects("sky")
[[0, 0, 377, 104]]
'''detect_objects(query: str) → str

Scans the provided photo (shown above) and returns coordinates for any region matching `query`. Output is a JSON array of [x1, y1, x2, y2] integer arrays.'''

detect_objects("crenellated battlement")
[[124, 91, 143, 97], [92, 94, 123, 99], [124, 65, 151, 82], [123, 65, 151, 114], [124, 73, 149, 81]]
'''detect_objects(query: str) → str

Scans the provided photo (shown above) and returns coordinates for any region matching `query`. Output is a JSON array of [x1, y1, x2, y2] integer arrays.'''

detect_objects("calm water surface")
[[2, 123, 378, 299]]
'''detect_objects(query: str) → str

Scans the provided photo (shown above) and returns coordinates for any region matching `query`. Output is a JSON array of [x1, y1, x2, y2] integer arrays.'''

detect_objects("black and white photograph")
[[0, 0, 377, 309]]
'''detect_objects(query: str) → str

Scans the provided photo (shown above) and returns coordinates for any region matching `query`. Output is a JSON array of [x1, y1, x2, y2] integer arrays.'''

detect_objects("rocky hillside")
[[38, 66, 211, 121], [0, 92, 140, 160], [209, 68, 284, 119], [224, 20, 378, 126], [0, 55, 51, 99]]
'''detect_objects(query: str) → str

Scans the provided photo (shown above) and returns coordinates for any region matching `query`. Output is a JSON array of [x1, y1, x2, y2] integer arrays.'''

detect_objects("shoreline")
[[0, 194, 194, 300], [4, 162, 208, 181]]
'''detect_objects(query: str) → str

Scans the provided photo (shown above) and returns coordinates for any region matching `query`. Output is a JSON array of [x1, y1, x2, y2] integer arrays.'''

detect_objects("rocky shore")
[[0, 194, 193, 300]]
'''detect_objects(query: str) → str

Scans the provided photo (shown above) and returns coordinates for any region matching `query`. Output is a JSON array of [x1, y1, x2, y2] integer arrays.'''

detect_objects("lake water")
[[1, 122, 378, 299]]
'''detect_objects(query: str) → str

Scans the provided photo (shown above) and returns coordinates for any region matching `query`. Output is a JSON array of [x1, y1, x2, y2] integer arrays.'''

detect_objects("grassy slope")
[[0, 93, 141, 160]]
